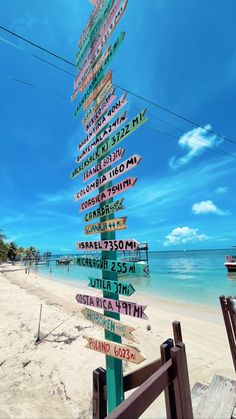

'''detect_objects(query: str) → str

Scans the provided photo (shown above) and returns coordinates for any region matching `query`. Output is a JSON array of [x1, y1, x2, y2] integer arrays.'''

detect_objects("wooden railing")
[[219, 295, 236, 371], [93, 321, 193, 419]]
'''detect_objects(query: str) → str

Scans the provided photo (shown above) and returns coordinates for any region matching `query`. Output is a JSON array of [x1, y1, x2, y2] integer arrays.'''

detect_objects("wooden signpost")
[[83, 198, 125, 222], [76, 239, 139, 251], [74, 256, 150, 277], [84, 336, 146, 364], [88, 277, 136, 296], [70, 0, 150, 413], [84, 217, 127, 235], [81, 308, 137, 342], [75, 293, 148, 319]]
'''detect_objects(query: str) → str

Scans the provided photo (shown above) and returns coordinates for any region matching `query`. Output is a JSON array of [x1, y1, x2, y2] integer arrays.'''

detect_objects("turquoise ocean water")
[[31, 249, 236, 308]]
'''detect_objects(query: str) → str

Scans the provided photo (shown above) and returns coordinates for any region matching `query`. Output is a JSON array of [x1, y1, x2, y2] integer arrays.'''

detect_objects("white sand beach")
[[0, 264, 234, 418]]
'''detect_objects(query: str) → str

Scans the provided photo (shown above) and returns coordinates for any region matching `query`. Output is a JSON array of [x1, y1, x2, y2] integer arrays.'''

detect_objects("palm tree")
[[0, 230, 8, 262], [7, 242, 18, 261]]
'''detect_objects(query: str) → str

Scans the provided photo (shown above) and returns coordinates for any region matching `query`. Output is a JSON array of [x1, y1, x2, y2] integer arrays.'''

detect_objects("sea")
[[31, 249, 236, 309]]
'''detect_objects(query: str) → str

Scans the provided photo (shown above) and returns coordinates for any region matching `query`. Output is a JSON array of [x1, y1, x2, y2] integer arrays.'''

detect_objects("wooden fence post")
[[161, 339, 177, 419], [93, 367, 107, 419], [170, 343, 193, 419], [219, 296, 236, 371], [172, 321, 182, 345]]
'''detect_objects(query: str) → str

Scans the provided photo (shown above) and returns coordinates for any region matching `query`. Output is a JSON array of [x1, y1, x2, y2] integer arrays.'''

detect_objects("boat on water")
[[56, 256, 73, 265], [224, 255, 236, 272], [121, 242, 149, 276]]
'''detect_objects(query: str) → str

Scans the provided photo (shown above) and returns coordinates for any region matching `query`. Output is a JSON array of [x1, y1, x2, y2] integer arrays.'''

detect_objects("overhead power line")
[[0, 24, 235, 146]]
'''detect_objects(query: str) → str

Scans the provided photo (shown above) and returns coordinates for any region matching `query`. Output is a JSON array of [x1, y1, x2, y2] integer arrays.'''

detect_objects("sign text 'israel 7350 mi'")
[[70, 109, 147, 178], [84, 217, 127, 235], [75, 293, 148, 319], [81, 308, 137, 342], [83, 198, 125, 223], [75, 155, 141, 201], [74, 256, 150, 277], [88, 277, 135, 297], [76, 239, 139, 251], [79, 177, 137, 212], [83, 336, 145, 364]]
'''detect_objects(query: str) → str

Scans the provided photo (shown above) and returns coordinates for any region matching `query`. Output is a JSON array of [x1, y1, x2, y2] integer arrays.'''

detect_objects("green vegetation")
[[0, 230, 38, 262]]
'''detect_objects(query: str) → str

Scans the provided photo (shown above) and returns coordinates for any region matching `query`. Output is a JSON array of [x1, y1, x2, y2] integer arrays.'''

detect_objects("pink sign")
[[83, 71, 112, 111], [76, 111, 127, 164], [79, 93, 127, 151], [77, 0, 127, 81], [84, 90, 116, 133], [76, 239, 139, 252], [82, 148, 125, 182], [79, 177, 137, 212], [77, 0, 106, 48], [81, 84, 114, 125], [75, 154, 141, 201], [75, 293, 148, 320]]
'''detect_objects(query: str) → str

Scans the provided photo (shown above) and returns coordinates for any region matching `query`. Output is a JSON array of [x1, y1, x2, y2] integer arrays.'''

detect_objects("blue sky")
[[0, 0, 236, 253]]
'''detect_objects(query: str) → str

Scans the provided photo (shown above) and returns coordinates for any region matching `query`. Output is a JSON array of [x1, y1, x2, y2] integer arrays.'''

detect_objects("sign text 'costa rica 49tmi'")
[[75, 293, 148, 319]]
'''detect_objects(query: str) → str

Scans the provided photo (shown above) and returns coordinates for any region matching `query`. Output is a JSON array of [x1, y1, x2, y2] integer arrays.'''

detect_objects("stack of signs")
[[70, 0, 150, 411]]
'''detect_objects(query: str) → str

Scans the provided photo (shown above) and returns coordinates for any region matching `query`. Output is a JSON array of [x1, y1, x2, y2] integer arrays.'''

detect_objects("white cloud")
[[164, 226, 208, 246], [215, 186, 228, 194], [192, 200, 230, 216], [169, 124, 222, 170]]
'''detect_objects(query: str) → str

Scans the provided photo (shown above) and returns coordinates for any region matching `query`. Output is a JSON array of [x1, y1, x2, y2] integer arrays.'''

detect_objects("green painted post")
[[98, 143, 125, 412]]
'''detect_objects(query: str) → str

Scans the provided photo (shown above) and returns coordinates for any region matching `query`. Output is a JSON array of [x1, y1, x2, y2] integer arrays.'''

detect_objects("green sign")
[[88, 277, 135, 296], [74, 256, 150, 277], [83, 198, 125, 223], [71, 109, 147, 178]]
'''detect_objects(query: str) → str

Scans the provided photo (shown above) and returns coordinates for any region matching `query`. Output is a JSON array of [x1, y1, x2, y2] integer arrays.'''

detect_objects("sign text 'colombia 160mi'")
[[74, 155, 141, 201]]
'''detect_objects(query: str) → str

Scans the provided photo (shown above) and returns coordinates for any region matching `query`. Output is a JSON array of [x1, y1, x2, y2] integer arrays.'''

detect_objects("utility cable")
[[0, 24, 235, 147]]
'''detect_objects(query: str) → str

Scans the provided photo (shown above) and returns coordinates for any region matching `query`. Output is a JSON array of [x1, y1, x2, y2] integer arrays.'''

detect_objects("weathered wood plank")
[[194, 375, 236, 419], [191, 382, 208, 412]]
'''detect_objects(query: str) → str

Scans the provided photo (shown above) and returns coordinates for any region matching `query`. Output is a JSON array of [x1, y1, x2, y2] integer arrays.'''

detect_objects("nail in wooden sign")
[[74, 256, 150, 277], [76, 239, 138, 251], [79, 177, 137, 212], [83, 336, 145, 364], [88, 277, 136, 297], [76, 293, 148, 319], [76, 111, 127, 164], [82, 148, 125, 182], [79, 92, 127, 150], [75, 155, 141, 202], [84, 89, 116, 132], [81, 308, 137, 342], [71, 109, 147, 177], [84, 217, 127, 235], [83, 198, 125, 223], [84, 70, 113, 111], [76, 0, 118, 68]]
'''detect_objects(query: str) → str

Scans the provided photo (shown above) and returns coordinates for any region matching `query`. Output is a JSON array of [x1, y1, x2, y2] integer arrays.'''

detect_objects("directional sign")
[[88, 277, 136, 297], [76, 239, 139, 251], [74, 256, 150, 278], [76, 111, 127, 163], [79, 82, 114, 122], [75, 155, 141, 201], [79, 92, 127, 150], [83, 198, 125, 223], [71, 109, 147, 177], [80, 31, 125, 93], [84, 217, 127, 235], [76, 0, 118, 68], [83, 336, 145, 364], [82, 148, 125, 183], [81, 308, 137, 342], [79, 177, 137, 212], [84, 89, 116, 132], [75, 293, 148, 319], [77, 0, 107, 49], [84, 71, 113, 111]]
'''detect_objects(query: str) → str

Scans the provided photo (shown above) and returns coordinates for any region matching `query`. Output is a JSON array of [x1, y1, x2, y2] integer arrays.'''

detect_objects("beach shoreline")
[[0, 263, 234, 418]]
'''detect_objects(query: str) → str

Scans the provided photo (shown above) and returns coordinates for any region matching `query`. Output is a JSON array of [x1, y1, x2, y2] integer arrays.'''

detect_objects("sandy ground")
[[0, 263, 234, 419]]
